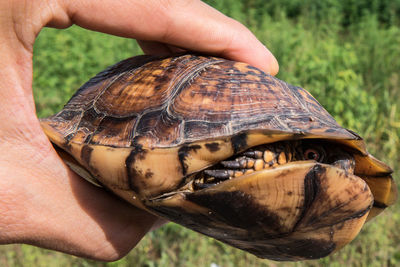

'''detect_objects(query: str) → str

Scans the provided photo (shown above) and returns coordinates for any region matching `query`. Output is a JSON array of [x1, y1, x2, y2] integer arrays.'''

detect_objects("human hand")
[[0, 0, 278, 261]]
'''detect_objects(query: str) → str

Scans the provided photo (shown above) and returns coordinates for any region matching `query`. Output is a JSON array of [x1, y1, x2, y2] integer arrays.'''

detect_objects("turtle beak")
[[145, 162, 373, 260]]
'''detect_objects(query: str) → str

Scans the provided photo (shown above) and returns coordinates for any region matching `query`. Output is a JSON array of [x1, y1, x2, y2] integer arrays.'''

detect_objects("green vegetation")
[[2, 0, 399, 266]]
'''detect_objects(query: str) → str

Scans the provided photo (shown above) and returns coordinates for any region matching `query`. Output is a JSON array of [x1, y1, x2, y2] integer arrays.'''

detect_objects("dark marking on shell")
[[247, 65, 263, 73], [154, 74, 170, 86], [231, 132, 248, 154], [65, 133, 76, 142], [148, 191, 337, 261], [187, 190, 283, 233], [125, 144, 146, 191], [335, 221, 345, 230], [145, 169, 154, 179], [81, 145, 93, 167], [325, 128, 337, 133], [63, 140, 73, 152], [205, 142, 220, 152], [83, 134, 93, 144], [154, 84, 163, 91], [274, 239, 336, 260], [78, 107, 101, 128], [373, 201, 388, 209], [339, 204, 372, 222], [245, 70, 257, 76], [293, 164, 322, 230], [91, 116, 137, 147], [148, 201, 336, 261], [346, 129, 362, 140], [178, 144, 202, 175]]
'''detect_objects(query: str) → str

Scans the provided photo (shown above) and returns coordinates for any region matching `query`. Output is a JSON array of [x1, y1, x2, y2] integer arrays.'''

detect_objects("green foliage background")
[[1, 0, 399, 266]]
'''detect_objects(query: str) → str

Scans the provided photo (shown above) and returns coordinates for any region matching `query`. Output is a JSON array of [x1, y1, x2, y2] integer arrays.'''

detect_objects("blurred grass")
[[2, 0, 399, 266]]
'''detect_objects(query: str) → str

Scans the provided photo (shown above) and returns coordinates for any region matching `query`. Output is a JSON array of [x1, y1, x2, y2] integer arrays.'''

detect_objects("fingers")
[[137, 40, 186, 56], [32, 168, 160, 261], [59, 0, 278, 75]]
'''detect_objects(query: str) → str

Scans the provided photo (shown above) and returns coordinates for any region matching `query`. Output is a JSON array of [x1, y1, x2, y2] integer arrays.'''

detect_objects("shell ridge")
[[92, 71, 131, 114], [132, 57, 224, 144], [131, 113, 143, 141], [286, 82, 337, 126], [83, 115, 106, 144], [63, 56, 160, 111], [133, 58, 225, 146], [165, 59, 225, 118], [68, 55, 169, 99], [62, 109, 86, 142]]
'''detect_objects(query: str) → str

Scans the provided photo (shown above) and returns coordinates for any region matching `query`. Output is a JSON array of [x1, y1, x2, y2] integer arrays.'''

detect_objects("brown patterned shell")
[[41, 54, 397, 261], [44, 54, 358, 149]]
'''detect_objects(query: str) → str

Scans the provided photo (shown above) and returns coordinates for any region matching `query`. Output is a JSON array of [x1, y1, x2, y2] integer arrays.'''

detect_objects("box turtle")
[[40, 54, 397, 261]]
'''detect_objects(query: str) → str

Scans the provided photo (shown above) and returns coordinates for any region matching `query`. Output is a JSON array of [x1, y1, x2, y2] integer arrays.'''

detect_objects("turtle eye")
[[304, 148, 322, 161]]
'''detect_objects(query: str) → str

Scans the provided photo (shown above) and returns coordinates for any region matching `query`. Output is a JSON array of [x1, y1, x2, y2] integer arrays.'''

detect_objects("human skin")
[[0, 0, 279, 261]]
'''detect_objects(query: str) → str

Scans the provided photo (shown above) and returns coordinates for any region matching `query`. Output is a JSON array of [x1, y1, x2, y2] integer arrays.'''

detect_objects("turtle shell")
[[41, 54, 397, 261]]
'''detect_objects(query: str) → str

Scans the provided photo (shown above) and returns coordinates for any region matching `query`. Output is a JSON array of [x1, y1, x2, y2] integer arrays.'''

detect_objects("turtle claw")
[[204, 169, 231, 180], [221, 160, 243, 169], [243, 150, 263, 159]]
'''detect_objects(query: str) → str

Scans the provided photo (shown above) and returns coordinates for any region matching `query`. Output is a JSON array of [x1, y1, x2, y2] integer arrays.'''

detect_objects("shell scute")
[[91, 116, 137, 147]]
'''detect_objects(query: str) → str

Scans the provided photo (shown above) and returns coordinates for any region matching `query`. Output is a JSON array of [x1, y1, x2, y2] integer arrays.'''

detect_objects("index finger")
[[57, 0, 279, 75]]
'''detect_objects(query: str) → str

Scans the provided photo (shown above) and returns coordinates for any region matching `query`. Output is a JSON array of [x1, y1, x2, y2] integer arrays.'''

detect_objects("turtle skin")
[[40, 54, 397, 261]]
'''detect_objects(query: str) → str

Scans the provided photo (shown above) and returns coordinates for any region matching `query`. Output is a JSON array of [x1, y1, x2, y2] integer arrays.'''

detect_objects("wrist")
[[0, 138, 158, 260]]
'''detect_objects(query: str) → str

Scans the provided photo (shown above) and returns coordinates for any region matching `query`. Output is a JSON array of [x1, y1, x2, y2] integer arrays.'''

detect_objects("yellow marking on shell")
[[289, 211, 369, 254], [69, 143, 132, 190], [130, 146, 183, 197], [263, 150, 274, 163], [232, 62, 262, 76], [89, 146, 132, 189], [254, 159, 264, 171], [184, 139, 234, 175], [362, 175, 398, 220], [354, 154, 393, 176], [330, 211, 369, 251], [70, 130, 92, 145], [41, 121, 71, 148], [352, 154, 396, 220], [245, 132, 294, 148]]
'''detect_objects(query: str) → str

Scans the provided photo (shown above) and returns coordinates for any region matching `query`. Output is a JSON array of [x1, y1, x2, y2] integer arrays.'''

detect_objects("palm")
[[0, 0, 277, 260]]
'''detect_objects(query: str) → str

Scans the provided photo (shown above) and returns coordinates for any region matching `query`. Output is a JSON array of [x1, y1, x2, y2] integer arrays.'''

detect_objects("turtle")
[[40, 54, 397, 261]]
